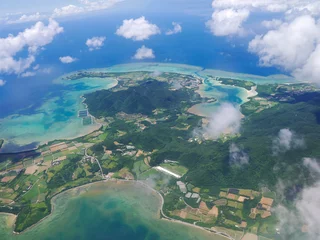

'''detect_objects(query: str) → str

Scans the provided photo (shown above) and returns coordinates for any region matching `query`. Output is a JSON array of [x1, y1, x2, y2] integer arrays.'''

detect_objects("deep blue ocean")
[[0, 5, 282, 119]]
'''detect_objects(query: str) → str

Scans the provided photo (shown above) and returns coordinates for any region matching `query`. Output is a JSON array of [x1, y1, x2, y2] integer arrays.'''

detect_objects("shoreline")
[[1, 63, 289, 154], [2, 179, 234, 240]]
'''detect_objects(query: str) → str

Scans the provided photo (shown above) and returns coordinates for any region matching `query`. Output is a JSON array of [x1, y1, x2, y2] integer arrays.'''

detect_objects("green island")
[[0, 70, 319, 240], [216, 77, 256, 91]]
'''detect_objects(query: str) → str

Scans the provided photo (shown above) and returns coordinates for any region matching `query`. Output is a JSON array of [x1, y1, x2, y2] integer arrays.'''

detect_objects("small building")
[[177, 181, 187, 193], [78, 109, 88, 117], [126, 145, 135, 150], [185, 192, 192, 198], [191, 193, 199, 198]]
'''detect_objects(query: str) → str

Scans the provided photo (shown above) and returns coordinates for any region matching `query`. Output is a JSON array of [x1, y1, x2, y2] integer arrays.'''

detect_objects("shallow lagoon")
[[0, 181, 226, 240], [0, 63, 294, 152]]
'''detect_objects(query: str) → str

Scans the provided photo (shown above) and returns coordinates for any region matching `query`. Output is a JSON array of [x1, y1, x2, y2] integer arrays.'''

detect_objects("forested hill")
[[84, 80, 201, 117]]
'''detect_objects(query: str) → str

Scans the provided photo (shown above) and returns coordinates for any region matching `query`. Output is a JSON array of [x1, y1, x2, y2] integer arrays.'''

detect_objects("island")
[[0, 69, 319, 240]]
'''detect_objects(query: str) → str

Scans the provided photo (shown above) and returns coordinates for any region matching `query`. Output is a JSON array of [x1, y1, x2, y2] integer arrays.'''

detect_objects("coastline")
[[3, 179, 234, 240], [1, 63, 282, 153]]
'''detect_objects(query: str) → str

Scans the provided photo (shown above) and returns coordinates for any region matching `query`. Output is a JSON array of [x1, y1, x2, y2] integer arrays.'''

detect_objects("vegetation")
[[218, 77, 256, 90], [84, 80, 202, 117], [1, 71, 319, 238]]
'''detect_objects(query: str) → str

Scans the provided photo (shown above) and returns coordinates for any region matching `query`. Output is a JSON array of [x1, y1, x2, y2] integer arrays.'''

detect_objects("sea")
[[0, 181, 226, 240]]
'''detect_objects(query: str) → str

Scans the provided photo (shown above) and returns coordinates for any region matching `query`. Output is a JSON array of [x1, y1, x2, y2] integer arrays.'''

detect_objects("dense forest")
[[84, 80, 202, 117]]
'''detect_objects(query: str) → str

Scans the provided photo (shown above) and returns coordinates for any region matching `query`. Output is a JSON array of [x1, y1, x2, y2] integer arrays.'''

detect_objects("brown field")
[[239, 189, 253, 197], [227, 193, 238, 200], [56, 156, 67, 161], [261, 211, 272, 219], [1, 176, 16, 183], [214, 198, 227, 206], [241, 233, 258, 240], [25, 165, 39, 175], [68, 146, 77, 151], [208, 206, 219, 217], [192, 187, 201, 193], [227, 200, 238, 208], [50, 142, 68, 152], [219, 191, 227, 198], [260, 197, 274, 206], [237, 196, 248, 202], [199, 201, 209, 212], [180, 210, 188, 219], [0, 198, 14, 204]]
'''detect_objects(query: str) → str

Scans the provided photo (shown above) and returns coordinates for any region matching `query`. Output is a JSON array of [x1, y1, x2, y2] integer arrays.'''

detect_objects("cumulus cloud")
[[21, 71, 36, 78], [166, 22, 182, 35], [206, 8, 250, 36], [277, 158, 320, 239], [52, 5, 84, 17], [229, 143, 249, 167], [20, 65, 51, 78], [262, 19, 283, 29], [116, 16, 161, 41], [209, 0, 320, 84], [272, 128, 304, 155], [0, 19, 63, 75], [52, 0, 121, 18], [59, 56, 77, 64], [6, 12, 46, 24], [249, 15, 320, 72], [211, 0, 320, 15], [86, 36, 106, 51], [150, 70, 162, 77], [0, 79, 6, 86], [133, 45, 155, 60], [202, 103, 242, 139]]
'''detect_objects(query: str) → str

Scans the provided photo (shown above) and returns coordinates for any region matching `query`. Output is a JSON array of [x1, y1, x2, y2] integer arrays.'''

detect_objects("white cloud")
[[21, 71, 36, 78], [133, 45, 155, 60], [52, 0, 121, 18], [211, 0, 320, 15], [86, 36, 106, 51], [166, 22, 182, 35], [79, 0, 122, 12], [0, 19, 63, 74], [249, 15, 320, 84], [277, 158, 320, 239], [206, 8, 250, 36], [293, 43, 320, 84], [203, 103, 242, 139], [262, 19, 283, 29], [6, 12, 46, 24], [116, 16, 161, 41], [20, 65, 51, 78], [272, 128, 305, 155], [229, 143, 249, 167], [0, 79, 6, 86], [59, 56, 77, 64], [52, 5, 84, 17]]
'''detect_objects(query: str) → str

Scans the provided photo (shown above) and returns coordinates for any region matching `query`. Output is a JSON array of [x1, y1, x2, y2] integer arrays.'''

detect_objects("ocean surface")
[[0, 181, 226, 240]]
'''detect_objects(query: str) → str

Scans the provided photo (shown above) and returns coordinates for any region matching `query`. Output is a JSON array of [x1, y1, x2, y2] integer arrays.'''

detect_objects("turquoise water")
[[0, 181, 225, 240], [0, 63, 294, 153]]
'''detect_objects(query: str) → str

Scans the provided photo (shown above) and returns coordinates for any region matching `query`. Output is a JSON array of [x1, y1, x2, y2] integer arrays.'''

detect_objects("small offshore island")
[[0, 64, 320, 240]]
